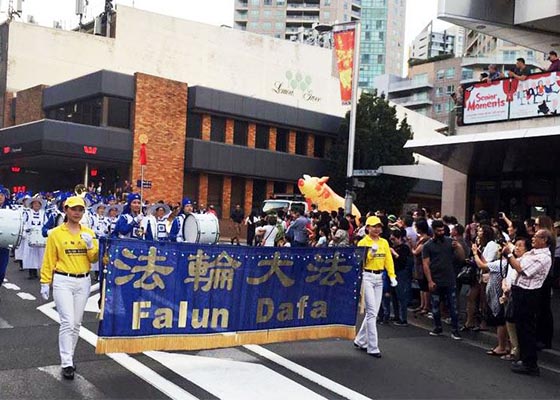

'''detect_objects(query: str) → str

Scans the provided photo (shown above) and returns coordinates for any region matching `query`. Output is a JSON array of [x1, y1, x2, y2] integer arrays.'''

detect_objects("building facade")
[[410, 21, 464, 60], [0, 6, 345, 222]]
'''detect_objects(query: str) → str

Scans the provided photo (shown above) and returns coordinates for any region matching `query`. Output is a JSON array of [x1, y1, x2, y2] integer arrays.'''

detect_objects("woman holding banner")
[[40, 196, 99, 380]]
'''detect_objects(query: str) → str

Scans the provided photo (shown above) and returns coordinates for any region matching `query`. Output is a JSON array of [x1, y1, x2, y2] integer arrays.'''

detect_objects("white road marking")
[[3, 283, 20, 291], [38, 365, 106, 399], [84, 293, 100, 313], [37, 302, 198, 400], [146, 351, 327, 400], [17, 292, 36, 300], [0, 317, 13, 329], [244, 345, 373, 400]]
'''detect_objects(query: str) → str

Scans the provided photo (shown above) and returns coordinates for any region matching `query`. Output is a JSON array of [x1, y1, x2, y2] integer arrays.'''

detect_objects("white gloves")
[[40, 283, 50, 301], [390, 277, 398, 287], [133, 214, 144, 224], [80, 233, 94, 250]]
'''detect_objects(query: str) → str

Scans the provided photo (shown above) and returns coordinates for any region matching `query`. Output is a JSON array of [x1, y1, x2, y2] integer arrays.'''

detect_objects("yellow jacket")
[[357, 235, 396, 279], [40, 224, 99, 284]]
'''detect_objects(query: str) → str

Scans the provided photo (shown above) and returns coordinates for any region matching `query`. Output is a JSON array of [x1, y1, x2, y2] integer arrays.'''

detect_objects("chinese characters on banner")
[[462, 71, 560, 125], [96, 239, 364, 354], [333, 25, 356, 105]]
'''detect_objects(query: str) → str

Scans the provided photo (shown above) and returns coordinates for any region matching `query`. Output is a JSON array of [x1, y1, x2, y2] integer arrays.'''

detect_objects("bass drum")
[[182, 213, 220, 245], [28, 227, 46, 248], [0, 209, 23, 249]]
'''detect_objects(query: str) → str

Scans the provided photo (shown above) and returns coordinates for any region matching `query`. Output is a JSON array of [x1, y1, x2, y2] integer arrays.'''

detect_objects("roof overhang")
[[405, 124, 560, 176]]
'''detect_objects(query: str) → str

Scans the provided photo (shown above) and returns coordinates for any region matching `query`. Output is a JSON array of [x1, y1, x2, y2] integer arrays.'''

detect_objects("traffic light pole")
[[344, 22, 361, 216]]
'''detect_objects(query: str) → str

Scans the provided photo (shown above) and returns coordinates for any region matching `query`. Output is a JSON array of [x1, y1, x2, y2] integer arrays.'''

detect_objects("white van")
[[262, 195, 308, 216]]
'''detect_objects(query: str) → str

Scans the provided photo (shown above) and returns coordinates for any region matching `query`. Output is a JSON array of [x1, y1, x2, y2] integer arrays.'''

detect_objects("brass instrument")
[[74, 184, 87, 198]]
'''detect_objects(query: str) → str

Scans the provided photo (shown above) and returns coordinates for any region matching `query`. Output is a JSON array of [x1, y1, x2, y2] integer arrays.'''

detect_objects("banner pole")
[[140, 164, 144, 209], [345, 21, 361, 215]]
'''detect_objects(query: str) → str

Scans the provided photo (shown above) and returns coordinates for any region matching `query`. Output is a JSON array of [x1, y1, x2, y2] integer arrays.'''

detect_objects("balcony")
[[234, 12, 248, 21], [461, 56, 541, 68], [236, 1, 248, 9], [286, 15, 320, 23], [352, 0, 361, 6], [391, 93, 433, 108], [286, 2, 320, 10], [388, 77, 433, 94]]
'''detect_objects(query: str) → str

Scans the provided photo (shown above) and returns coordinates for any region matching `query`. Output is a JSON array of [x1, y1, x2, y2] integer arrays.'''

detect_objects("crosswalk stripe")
[[38, 365, 106, 399], [0, 317, 13, 329], [17, 292, 36, 301], [3, 283, 20, 291]]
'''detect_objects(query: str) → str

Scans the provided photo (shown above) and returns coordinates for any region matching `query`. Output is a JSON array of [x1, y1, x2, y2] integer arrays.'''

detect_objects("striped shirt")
[[513, 248, 552, 290]]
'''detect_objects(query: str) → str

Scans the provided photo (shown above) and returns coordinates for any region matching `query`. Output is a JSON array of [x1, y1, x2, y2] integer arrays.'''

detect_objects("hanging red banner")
[[333, 25, 356, 105], [139, 143, 147, 166]]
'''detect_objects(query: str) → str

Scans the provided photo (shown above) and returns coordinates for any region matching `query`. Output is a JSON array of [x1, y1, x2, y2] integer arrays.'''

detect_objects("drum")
[[182, 213, 220, 244], [28, 227, 46, 247], [0, 209, 23, 249]]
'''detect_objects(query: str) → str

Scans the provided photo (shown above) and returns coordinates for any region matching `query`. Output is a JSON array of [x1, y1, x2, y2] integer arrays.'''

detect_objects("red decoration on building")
[[90, 169, 98, 177], [83, 146, 98, 155], [3, 146, 10, 154], [11, 166, 20, 173], [12, 186, 26, 193], [139, 143, 147, 166]]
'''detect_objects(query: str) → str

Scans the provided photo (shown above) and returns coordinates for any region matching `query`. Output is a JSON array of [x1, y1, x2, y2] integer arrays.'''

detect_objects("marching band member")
[[90, 203, 110, 280], [143, 203, 171, 241], [42, 192, 71, 238], [169, 197, 193, 242], [0, 186, 14, 297], [22, 196, 47, 280], [40, 196, 98, 380], [105, 204, 122, 236], [13, 192, 30, 271], [111, 193, 145, 239]]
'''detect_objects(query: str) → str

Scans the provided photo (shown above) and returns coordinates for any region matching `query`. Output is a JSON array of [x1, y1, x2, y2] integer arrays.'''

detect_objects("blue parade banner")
[[96, 238, 364, 354]]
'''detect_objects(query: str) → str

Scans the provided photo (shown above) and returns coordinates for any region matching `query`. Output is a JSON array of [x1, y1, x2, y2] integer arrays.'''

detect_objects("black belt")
[[363, 269, 383, 274], [54, 271, 90, 278]]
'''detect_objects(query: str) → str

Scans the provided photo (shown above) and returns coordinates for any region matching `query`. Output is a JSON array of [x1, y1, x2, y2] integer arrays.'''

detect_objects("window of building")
[[210, 116, 226, 142], [295, 131, 307, 155], [250, 0, 260, 5], [186, 112, 202, 139], [231, 177, 246, 210], [263, 0, 272, 4], [263, 10, 272, 18], [314, 135, 325, 158], [434, 104, 443, 113], [446, 85, 455, 94], [262, 22, 272, 30], [361, 54, 370, 64], [276, 0, 285, 5], [255, 124, 270, 149], [445, 67, 455, 79], [233, 120, 248, 145], [183, 173, 199, 206], [377, 54, 384, 64], [107, 97, 131, 129], [503, 50, 517, 61], [273, 182, 287, 194], [252, 179, 267, 210], [323, 0, 331, 5], [249, 10, 259, 18], [322, 11, 330, 20], [276, 128, 288, 152], [435, 87, 444, 97], [275, 22, 284, 30], [207, 174, 224, 217], [46, 97, 103, 127], [436, 69, 445, 80]]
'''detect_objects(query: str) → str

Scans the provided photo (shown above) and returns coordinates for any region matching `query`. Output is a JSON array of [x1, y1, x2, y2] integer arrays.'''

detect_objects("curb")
[[407, 310, 560, 368]]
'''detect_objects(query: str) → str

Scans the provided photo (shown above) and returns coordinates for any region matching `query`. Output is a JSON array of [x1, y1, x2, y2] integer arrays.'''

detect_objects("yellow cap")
[[366, 216, 383, 227], [65, 196, 86, 209]]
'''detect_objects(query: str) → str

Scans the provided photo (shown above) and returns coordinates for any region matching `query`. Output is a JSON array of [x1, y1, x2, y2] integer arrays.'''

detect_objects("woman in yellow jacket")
[[40, 196, 99, 380], [354, 215, 397, 358]]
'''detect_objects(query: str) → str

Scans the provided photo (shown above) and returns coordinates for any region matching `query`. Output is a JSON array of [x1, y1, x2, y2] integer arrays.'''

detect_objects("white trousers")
[[354, 272, 383, 354], [53, 274, 91, 368]]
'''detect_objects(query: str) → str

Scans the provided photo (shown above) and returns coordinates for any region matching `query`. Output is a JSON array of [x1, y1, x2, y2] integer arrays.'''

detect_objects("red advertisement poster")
[[333, 26, 355, 105]]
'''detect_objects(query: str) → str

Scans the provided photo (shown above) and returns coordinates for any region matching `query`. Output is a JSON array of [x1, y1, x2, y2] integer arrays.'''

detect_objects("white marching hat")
[[105, 203, 123, 217], [24, 196, 47, 209], [148, 203, 171, 216], [91, 203, 108, 214]]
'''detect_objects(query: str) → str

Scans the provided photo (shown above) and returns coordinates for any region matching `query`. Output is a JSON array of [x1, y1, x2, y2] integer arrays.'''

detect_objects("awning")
[[404, 124, 560, 176]]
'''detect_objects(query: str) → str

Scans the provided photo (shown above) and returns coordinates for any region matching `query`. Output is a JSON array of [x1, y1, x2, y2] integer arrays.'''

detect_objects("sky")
[[1, 0, 442, 74]]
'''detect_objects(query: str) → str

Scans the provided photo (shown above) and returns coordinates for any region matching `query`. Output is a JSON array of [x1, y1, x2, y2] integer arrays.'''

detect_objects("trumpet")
[[74, 184, 87, 198]]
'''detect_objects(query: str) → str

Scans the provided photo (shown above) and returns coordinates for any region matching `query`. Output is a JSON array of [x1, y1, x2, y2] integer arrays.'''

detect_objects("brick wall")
[[244, 178, 253, 216], [286, 183, 294, 194], [15, 85, 47, 125], [248, 123, 256, 148], [288, 130, 296, 154], [132, 73, 187, 203], [198, 173, 208, 208], [225, 119, 234, 144], [201, 115, 211, 140], [2, 92, 14, 128], [306, 133, 315, 157], [222, 176, 232, 217], [266, 181, 274, 199], [268, 127, 277, 150]]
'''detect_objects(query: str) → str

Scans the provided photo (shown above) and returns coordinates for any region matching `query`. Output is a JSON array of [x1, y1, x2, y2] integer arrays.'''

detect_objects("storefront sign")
[[463, 80, 509, 124], [272, 70, 321, 103], [96, 239, 363, 354]]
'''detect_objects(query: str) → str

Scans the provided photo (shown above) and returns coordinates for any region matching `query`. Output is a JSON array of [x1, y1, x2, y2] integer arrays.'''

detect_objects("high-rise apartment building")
[[358, 0, 406, 89], [234, 0, 407, 92], [410, 21, 465, 60], [233, 0, 361, 40]]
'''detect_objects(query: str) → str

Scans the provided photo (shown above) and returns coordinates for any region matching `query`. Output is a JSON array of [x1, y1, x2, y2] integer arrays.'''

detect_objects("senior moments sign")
[[96, 239, 364, 354], [462, 71, 560, 125]]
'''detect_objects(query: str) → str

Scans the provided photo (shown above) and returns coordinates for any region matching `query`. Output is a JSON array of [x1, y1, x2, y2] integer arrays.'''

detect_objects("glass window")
[[295, 131, 307, 155], [436, 69, 445, 80], [435, 87, 444, 97], [324, 0, 331, 5], [233, 120, 248, 146], [210, 116, 226, 142], [434, 104, 443, 113], [322, 11, 330, 20], [255, 124, 269, 149], [262, 22, 272, 30], [263, 10, 272, 18], [264, 0, 272, 4], [186, 112, 201, 139], [249, 10, 259, 17], [250, 0, 260, 4], [275, 22, 284, 30], [276, 0, 285, 4], [276, 128, 288, 152], [314, 135, 325, 158], [107, 97, 131, 129], [446, 85, 455, 94], [46, 97, 102, 127], [445, 67, 455, 79]]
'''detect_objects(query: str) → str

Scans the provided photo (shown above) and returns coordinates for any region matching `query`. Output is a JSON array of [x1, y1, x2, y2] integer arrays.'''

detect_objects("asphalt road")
[[1, 259, 559, 400]]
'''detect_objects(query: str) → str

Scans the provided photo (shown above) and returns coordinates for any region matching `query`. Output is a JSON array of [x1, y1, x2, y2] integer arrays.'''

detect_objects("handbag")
[[457, 259, 477, 285]]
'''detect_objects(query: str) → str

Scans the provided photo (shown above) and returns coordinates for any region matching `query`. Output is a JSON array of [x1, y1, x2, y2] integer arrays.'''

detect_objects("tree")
[[326, 91, 417, 215]]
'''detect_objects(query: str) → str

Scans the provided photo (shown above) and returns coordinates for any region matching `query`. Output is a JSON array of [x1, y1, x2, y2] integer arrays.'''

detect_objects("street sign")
[[353, 169, 379, 177], [136, 179, 152, 189]]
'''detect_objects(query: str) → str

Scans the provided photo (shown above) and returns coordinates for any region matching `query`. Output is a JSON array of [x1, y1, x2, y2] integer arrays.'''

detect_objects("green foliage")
[[325, 92, 417, 215]]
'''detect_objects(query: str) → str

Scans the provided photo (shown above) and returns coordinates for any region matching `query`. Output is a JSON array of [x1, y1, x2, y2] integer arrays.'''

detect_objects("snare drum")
[[0, 209, 23, 249], [182, 213, 220, 244], [28, 227, 46, 247]]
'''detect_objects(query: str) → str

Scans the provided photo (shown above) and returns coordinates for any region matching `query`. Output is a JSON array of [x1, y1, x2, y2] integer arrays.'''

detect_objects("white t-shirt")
[[257, 225, 278, 247]]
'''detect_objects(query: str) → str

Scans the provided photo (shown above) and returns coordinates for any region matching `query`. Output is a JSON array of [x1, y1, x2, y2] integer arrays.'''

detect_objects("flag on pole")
[[333, 24, 356, 105], [139, 143, 147, 166]]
